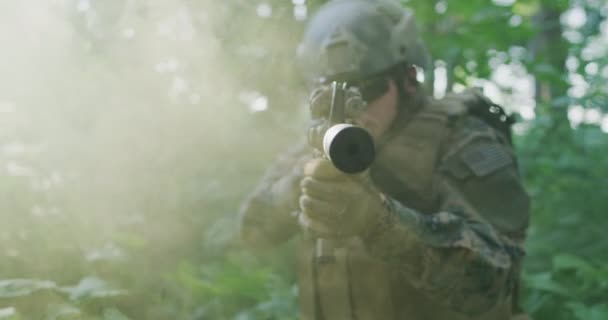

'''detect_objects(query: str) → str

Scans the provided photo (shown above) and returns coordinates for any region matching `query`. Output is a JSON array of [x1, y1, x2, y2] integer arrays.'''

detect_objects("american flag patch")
[[460, 143, 512, 177]]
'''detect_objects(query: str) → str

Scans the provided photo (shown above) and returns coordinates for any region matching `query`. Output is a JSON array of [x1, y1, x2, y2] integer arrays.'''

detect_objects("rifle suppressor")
[[323, 123, 375, 174]]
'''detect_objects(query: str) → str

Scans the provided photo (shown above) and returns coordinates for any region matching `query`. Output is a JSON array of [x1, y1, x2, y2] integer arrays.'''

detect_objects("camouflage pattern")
[[297, 0, 430, 83], [238, 93, 530, 320], [238, 142, 312, 249]]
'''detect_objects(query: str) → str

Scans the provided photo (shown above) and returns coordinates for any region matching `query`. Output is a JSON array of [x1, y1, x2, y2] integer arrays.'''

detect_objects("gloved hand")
[[298, 158, 387, 238]]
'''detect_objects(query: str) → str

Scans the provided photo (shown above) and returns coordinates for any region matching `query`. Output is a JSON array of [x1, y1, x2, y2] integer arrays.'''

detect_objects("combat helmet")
[[297, 0, 430, 84]]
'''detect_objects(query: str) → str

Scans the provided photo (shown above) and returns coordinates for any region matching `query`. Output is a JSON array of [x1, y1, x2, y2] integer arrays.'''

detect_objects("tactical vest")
[[296, 90, 517, 320]]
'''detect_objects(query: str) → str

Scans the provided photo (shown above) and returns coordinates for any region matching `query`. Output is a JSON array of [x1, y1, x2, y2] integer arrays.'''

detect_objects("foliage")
[[0, 0, 606, 319], [523, 254, 608, 320]]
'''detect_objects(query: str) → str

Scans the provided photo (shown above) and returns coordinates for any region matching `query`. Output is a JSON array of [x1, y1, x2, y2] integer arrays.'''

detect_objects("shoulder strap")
[[441, 88, 516, 145]]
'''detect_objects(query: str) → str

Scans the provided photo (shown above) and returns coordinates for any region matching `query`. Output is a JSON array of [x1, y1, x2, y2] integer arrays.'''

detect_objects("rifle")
[[314, 81, 375, 174]]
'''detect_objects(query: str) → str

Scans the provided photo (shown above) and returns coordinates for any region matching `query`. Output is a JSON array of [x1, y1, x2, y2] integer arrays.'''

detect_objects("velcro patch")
[[460, 143, 512, 177]]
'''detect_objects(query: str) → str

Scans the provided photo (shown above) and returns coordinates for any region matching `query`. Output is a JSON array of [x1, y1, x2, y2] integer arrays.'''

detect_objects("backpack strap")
[[442, 88, 516, 145]]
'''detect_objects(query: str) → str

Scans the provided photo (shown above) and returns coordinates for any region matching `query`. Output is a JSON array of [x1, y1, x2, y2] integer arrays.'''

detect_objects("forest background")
[[0, 0, 606, 319]]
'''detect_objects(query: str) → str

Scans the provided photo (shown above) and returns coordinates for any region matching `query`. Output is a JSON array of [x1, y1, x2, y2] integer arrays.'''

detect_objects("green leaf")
[[60, 277, 127, 301], [0, 279, 57, 298], [552, 254, 594, 273], [513, 1, 541, 17], [567, 302, 608, 320], [45, 304, 81, 320], [0, 308, 18, 320], [103, 308, 131, 320], [524, 272, 570, 296]]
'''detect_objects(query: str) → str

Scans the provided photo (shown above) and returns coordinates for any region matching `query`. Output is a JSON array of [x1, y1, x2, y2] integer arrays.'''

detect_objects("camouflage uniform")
[[240, 0, 530, 318], [239, 90, 530, 320]]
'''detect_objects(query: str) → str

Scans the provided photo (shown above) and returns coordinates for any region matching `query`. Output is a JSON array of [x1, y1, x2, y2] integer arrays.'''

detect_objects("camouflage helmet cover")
[[297, 0, 430, 83]]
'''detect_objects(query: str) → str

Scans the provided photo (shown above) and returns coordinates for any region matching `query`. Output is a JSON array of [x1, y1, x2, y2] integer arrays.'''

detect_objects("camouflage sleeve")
[[238, 140, 313, 250], [363, 117, 530, 316]]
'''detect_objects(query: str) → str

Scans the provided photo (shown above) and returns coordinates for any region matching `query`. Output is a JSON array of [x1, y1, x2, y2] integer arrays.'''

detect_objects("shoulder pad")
[[439, 139, 529, 235]]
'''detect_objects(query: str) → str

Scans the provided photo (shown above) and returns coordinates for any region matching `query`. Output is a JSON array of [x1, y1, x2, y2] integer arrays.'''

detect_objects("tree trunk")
[[529, 4, 569, 122]]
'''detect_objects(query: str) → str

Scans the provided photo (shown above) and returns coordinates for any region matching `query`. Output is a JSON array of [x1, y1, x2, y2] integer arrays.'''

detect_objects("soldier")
[[238, 0, 531, 319]]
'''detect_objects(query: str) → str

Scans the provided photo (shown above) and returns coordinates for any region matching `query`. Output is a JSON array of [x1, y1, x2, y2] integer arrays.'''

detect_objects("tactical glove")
[[298, 158, 388, 238]]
